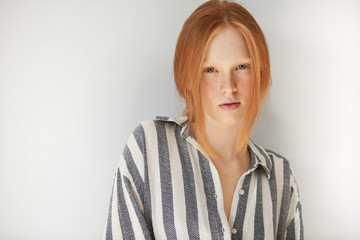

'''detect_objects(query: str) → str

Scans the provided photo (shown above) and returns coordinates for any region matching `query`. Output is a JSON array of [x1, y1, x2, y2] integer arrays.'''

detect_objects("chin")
[[204, 111, 244, 126], [216, 116, 242, 126], [221, 120, 242, 126]]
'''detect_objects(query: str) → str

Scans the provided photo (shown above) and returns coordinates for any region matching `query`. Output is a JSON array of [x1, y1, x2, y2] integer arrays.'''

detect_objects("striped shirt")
[[104, 116, 304, 240]]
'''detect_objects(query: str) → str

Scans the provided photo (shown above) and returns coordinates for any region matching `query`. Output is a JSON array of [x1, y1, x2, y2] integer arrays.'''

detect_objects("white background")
[[1, 0, 359, 239]]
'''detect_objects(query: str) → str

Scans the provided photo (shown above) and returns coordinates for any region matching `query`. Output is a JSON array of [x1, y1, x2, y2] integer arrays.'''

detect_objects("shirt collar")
[[155, 116, 192, 137], [248, 140, 272, 179], [155, 116, 188, 127], [155, 116, 273, 178]]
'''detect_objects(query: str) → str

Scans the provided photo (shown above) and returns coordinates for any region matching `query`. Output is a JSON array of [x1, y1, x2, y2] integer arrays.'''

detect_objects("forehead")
[[204, 26, 250, 63]]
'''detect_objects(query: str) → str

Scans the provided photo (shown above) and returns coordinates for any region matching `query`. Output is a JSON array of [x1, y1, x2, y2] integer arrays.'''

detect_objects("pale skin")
[[194, 26, 253, 221]]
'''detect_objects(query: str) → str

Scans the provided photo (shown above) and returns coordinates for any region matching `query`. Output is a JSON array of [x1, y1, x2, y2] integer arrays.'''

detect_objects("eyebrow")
[[202, 58, 252, 66], [203, 58, 251, 65]]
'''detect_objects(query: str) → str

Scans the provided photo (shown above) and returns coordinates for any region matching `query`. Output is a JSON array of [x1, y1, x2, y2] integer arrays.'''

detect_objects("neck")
[[204, 118, 248, 162]]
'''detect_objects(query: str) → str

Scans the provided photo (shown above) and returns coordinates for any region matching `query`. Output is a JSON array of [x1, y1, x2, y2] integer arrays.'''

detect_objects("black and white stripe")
[[104, 116, 304, 240]]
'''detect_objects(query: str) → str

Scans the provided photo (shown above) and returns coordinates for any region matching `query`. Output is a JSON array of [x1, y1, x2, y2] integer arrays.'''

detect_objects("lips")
[[219, 102, 240, 111]]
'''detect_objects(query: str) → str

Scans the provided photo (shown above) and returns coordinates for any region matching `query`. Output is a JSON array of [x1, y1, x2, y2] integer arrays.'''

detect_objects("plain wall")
[[0, 0, 359, 239]]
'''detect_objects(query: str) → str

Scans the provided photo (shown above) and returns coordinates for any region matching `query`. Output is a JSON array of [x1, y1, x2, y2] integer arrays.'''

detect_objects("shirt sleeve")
[[285, 172, 304, 240], [104, 126, 153, 240]]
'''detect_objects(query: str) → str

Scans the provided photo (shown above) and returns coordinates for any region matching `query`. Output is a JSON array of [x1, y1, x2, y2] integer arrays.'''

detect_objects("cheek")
[[200, 79, 218, 101], [237, 76, 252, 96]]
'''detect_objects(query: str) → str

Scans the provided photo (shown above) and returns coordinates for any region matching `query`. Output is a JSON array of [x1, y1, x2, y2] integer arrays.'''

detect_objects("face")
[[200, 26, 252, 127]]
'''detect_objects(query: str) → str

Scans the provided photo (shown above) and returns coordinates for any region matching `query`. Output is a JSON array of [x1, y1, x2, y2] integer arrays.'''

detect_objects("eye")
[[236, 64, 248, 70], [204, 67, 216, 73]]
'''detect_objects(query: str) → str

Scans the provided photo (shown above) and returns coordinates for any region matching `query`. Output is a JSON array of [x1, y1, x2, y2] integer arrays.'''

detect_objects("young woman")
[[104, 1, 303, 239]]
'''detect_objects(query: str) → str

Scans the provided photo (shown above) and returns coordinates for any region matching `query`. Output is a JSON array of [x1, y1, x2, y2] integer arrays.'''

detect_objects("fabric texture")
[[104, 116, 304, 240]]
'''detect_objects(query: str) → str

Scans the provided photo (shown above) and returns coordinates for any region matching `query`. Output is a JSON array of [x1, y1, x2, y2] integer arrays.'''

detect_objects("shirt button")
[[222, 227, 225, 232], [215, 193, 218, 199], [239, 189, 245, 195], [231, 228, 237, 234]]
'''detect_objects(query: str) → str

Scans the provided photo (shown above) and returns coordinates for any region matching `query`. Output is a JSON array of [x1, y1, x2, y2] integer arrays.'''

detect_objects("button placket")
[[239, 189, 245, 195]]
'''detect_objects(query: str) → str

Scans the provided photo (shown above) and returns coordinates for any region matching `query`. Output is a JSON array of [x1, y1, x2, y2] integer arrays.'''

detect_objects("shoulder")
[[131, 116, 188, 140], [251, 141, 301, 197], [265, 149, 291, 169], [249, 140, 294, 178], [267, 148, 295, 176], [262, 146, 299, 190], [120, 116, 187, 169], [126, 116, 189, 154]]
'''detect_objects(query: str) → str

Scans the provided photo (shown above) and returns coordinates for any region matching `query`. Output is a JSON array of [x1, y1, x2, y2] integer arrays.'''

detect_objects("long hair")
[[173, 0, 271, 159]]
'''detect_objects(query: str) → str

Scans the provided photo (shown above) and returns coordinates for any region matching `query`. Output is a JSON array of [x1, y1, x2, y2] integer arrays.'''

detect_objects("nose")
[[220, 72, 237, 94]]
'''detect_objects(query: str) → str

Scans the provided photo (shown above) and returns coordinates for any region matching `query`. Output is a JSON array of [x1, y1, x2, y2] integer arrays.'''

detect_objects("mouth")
[[218, 102, 241, 111]]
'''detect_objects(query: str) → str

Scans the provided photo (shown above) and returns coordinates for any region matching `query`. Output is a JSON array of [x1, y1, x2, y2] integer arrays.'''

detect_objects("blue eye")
[[205, 67, 215, 73], [237, 64, 247, 70]]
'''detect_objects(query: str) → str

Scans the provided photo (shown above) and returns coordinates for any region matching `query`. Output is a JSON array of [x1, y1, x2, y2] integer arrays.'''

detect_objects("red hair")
[[173, 0, 271, 159]]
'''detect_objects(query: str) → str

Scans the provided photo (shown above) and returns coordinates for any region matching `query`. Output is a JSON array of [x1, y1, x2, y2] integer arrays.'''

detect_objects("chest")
[[145, 136, 278, 239], [215, 161, 249, 220], [147, 160, 277, 240]]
